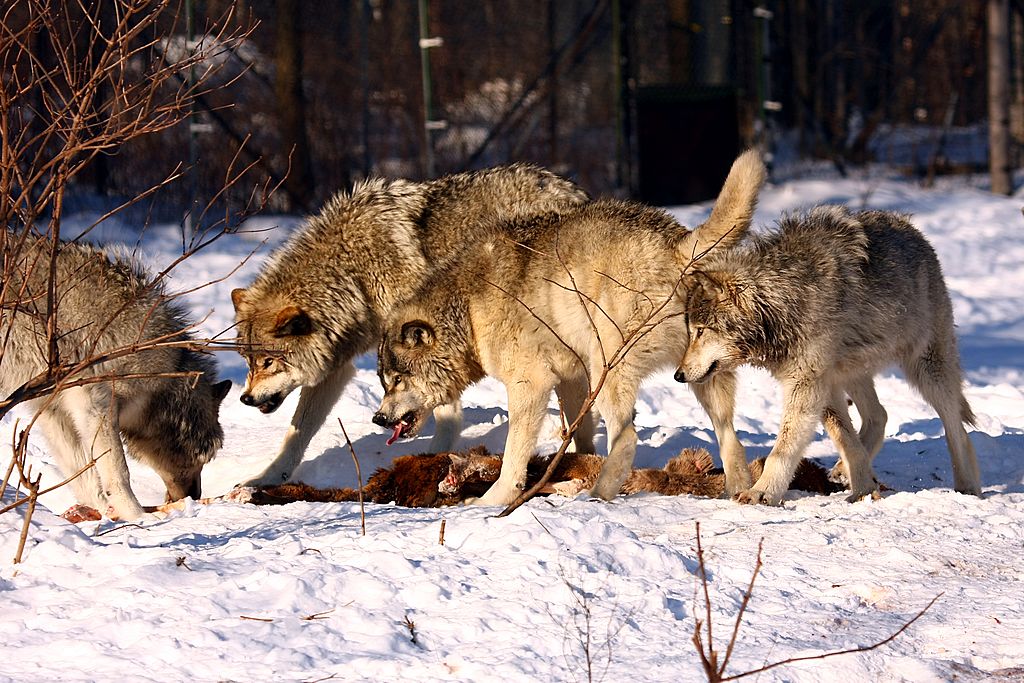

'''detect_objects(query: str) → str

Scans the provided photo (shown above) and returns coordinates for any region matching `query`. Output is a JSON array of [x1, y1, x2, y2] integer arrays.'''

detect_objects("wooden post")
[[989, 0, 1013, 195]]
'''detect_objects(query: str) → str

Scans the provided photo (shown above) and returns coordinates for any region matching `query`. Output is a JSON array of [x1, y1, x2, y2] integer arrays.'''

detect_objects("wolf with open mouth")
[[374, 151, 766, 506], [232, 164, 590, 486]]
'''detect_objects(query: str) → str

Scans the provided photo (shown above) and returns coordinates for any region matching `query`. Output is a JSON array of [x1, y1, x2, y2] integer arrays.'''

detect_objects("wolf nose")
[[673, 369, 687, 383], [240, 392, 255, 406], [371, 412, 390, 427]]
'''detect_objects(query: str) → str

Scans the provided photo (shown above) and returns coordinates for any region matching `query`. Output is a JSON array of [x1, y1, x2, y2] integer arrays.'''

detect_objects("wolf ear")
[[212, 379, 232, 402], [400, 320, 435, 348], [272, 305, 313, 337], [684, 271, 732, 311], [231, 288, 247, 311]]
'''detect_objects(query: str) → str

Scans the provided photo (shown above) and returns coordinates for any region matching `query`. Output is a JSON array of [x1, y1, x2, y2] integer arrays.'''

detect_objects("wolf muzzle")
[[240, 391, 284, 414]]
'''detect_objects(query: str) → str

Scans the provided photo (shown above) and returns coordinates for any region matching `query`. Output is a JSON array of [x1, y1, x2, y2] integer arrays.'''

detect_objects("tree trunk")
[[275, 0, 314, 210], [988, 0, 1013, 195]]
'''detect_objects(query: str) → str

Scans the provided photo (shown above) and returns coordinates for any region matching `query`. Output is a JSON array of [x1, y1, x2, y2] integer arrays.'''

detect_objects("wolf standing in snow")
[[675, 206, 982, 505], [1, 235, 231, 520], [373, 151, 766, 506], [232, 165, 589, 486]]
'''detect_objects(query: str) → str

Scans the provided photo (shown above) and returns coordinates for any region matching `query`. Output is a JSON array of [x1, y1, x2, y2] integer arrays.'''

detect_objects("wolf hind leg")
[[902, 344, 981, 495], [830, 374, 887, 484], [690, 369, 749, 496], [243, 361, 356, 487], [554, 374, 596, 454], [428, 400, 462, 453], [821, 386, 879, 502]]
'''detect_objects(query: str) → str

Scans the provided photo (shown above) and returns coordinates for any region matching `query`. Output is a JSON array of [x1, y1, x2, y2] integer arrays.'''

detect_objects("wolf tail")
[[679, 149, 767, 263]]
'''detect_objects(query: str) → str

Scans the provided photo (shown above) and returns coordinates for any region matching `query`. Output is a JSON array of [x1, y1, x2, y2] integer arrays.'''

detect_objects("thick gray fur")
[[1, 234, 230, 519], [677, 205, 981, 504], [232, 164, 589, 486], [375, 151, 766, 506]]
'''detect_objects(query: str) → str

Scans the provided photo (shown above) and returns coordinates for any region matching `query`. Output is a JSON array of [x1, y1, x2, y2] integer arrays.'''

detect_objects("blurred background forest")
[[16, 0, 1024, 219]]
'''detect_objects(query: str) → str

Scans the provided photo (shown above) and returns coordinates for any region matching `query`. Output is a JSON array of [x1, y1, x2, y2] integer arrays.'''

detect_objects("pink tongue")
[[386, 423, 403, 446]]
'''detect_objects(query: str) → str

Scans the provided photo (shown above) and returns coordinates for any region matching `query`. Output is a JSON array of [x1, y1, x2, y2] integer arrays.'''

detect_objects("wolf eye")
[[262, 357, 274, 370], [391, 375, 403, 389]]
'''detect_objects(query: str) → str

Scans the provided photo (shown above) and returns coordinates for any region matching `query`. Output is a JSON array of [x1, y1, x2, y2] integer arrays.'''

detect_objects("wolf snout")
[[240, 392, 283, 413], [372, 411, 393, 428], [673, 368, 688, 383]]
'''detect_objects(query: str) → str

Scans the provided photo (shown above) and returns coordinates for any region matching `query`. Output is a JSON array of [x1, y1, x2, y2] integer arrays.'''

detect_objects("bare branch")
[[338, 418, 365, 536], [689, 522, 942, 682]]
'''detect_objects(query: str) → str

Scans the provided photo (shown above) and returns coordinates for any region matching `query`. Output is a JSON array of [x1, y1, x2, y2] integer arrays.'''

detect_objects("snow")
[[3, 170, 1024, 682]]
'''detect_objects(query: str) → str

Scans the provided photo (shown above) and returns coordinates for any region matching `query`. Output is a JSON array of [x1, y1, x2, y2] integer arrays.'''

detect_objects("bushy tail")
[[679, 149, 767, 263]]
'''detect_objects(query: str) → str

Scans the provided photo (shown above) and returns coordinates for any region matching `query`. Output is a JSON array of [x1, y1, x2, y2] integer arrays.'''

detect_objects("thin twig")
[[302, 609, 334, 621], [338, 418, 365, 536], [719, 538, 764, 677], [0, 457, 99, 516], [690, 522, 942, 682], [720, 594, 942, 681], [13, 470, 41, 564], [94, 523, 146, 537]]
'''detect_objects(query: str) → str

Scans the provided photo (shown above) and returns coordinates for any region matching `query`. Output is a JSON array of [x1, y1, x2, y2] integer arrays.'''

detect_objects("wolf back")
[[676, 205, 981, 504], [374, 151, 767, 506], [232, 164, 590, 486]]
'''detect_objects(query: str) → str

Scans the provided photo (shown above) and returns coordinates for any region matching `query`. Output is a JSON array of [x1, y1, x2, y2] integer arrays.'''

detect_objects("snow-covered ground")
[[2, 168, 1023, 682]]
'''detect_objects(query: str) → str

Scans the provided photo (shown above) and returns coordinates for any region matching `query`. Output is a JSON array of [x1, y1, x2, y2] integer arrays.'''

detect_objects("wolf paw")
[[588, 481, 621, 502], [466, 481, 520, 507], [104, 496, 146, 521], [239, 468, 292, 488], [733, 488, 779, 506], [828, 462, 849, 486], [845, 484, 882, 503]]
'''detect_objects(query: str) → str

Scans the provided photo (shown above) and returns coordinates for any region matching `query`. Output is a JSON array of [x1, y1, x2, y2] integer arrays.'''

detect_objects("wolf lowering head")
[[674, 271, 754, 385], [373, 298, 483, 446], [230, 283, 371, 417], [121, 353, 232, 502], [231, 288, 317, 414]]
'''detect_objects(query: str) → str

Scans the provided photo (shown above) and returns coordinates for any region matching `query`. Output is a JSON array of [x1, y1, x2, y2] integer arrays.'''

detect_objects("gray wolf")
[[675, 205, 982, 505], [1, 235, 231, 519], [231, 164, 589, 486], [373, 151, 766, 506]]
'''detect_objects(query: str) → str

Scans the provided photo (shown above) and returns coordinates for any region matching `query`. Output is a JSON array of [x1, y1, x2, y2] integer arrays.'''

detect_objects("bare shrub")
[[0, 0, 276, 561]]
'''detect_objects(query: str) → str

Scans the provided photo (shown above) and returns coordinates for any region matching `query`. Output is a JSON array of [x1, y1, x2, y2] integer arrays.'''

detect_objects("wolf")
[[231, 164, 590, 486], [372, 151, 766, 506], [674, 205, 982, 505], [1, 234, 231, 520]]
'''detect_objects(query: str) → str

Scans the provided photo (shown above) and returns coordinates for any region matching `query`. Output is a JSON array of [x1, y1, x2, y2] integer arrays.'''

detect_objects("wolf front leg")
[[737, 375, 826, 506], [689, 369, 750, 496], [470, 376, 554, 507], [242, 362, 356, 486], [63, 386, 146, 520], [428, 400, 463, 452]]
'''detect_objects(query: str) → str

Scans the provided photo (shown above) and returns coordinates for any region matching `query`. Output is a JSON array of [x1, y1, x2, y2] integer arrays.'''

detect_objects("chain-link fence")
[[56, 0, 1020, 220]]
